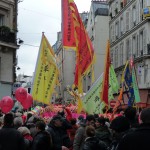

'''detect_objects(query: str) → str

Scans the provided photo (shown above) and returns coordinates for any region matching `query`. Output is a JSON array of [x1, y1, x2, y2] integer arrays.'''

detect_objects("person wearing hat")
[[47, 115, 72, 150]]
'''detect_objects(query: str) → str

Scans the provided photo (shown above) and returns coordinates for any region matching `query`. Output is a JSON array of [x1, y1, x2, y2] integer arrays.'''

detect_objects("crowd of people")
[[0, 106, 149, 150]]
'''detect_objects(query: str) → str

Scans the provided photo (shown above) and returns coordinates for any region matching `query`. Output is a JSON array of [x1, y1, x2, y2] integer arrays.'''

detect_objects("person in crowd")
[[0, 113, 25, 150], [73, 114, 95, 150], [18, 126, 33, 150], [0, 117, 3, 129], [109, 116, 130, 150], [124, 106, 139, 128], [77, 115, 84, 127], [32, 120, 52, 150], [95, 116, 112, 146], [116, 108, 150, 150], [14, 116, 23, 129], [47, 115, 71, 150], [67, 118, 78, 150], [82, 125, 108, 150]]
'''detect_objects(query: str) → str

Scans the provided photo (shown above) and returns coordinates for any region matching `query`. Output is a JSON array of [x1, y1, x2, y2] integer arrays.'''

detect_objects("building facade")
[[108, 0, 150, 106], [83, 0, 109, 92], [0, 0, 19, 99]]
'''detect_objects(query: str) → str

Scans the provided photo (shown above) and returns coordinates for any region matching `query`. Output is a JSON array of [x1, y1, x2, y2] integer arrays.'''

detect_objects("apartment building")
[[108, 0, 150, 106], [83, 0, 109, 92], [0, 0, 18, 98]]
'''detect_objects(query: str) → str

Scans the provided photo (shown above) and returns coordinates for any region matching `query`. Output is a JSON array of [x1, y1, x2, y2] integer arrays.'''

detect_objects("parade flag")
[[100, 40, 111, 105], [32, 34, 59, 104], [132, 68, 141, 103], [83, 66, 119, 114], [83, 74, 104, 114], [62, 0, 95, 93], [109, 65, 119, 94], [124, 62, 135, 106]]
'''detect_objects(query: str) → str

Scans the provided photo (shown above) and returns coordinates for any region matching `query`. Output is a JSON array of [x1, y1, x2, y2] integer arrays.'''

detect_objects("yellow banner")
[[32, 34, 59, 104]]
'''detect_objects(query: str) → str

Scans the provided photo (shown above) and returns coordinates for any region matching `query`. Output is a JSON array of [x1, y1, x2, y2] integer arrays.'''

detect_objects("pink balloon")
[[21, 94, 33, 109], [15, 87, 27, 103], [0, 96, 14, 113]]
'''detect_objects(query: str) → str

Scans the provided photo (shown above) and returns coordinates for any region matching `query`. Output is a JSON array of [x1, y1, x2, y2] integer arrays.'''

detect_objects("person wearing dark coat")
[[109, 116, 130, 150], [32, 120, 52, 150], [0, 113, 25, 150], [95, 117, 112, 146], [82, 125, 108, 150], [47, 115, 72, 150], [116, 108, 150, 150]]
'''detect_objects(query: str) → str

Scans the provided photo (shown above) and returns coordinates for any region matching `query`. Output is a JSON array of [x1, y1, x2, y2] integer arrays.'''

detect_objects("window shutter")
[[143, 29, 147, 54], [126, 11, 129, 31], [112, 3, 115, 17], [112, 24, 115, 41]]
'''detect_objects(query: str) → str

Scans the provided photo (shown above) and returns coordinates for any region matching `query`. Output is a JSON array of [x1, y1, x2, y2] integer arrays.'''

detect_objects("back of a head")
[[110, 116, 130, 133], [14, 117, 23, 127], [86, 114, 95, 122], [86, 125, 95, 137], [36, 120, 46, 131], [140, 108, 150, 124], [4, 113, 14, 126], [124, 106, 136, 120], [97, 116, 106, 126], [70, 118, 77, 125]]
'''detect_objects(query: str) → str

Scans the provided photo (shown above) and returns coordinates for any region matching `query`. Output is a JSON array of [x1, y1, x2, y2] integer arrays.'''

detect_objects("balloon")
[[0, 96, 14, 113], [15, 87, 27, 103], [21, 94, 33, 109]]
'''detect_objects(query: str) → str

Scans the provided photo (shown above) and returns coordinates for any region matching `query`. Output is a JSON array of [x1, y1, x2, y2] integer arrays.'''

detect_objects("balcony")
[[0, 26, 16, 44]]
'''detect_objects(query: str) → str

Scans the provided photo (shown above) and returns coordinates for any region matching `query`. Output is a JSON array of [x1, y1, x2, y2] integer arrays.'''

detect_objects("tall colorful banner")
[[100, 40, 111, 105], [124, 62, 135, 106], [83, 74, 104, 114], [62, 0, 95, 93], [32, 34, 59, 104], [83, 65, 119, 114], [132, 67, 141, 103]]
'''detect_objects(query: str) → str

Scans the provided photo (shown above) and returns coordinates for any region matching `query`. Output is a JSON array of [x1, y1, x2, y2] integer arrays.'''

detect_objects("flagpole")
[[61, 0, 65, 105]]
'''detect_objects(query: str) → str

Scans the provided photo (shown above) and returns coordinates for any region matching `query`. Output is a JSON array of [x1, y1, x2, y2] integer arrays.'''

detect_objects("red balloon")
[[21, 94, 33, 109], [15, 87, 27, 103], [0, 96, 14, 113]]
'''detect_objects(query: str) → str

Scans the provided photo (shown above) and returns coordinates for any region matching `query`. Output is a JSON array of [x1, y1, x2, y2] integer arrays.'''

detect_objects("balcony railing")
[[0, 26, 16, 44]]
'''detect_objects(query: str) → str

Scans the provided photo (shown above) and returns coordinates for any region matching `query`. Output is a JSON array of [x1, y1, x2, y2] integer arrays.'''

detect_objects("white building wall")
[[94, 16, 109, 80]]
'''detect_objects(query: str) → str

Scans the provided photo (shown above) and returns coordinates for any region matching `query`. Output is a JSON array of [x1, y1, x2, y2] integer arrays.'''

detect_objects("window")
[[115, 21, 119, 39], [146, 0, 150, 6], [139, 30, 144, 55], [111, 50, 113, 64], [132, 6, 136, 26], [126, 38, 131, 60], [120, 17, 123, 35], [126, 11, 130, 31], [112, 24, 115, 42], [115, 47, 118, 68], [120, 43, 124, 65], [132, 35, 136, 57], [0, 15, 4, 26]]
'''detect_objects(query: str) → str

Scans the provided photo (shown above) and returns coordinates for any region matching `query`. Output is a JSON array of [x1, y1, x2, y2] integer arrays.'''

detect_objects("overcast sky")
[[17, 0, 91, 76]]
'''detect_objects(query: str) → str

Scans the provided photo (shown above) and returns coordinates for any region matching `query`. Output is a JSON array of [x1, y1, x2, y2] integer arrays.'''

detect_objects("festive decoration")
[[21, 94, 33, 109], [15, 87, 27, 103], [0, 96, 14, 113]]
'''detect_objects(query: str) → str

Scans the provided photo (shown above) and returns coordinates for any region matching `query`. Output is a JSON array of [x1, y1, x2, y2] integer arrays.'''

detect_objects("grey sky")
[[17, 0, 91, 76]]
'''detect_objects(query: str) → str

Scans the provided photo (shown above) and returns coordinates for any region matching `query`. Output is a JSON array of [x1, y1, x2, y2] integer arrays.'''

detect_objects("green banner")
[[132, 69, 141, 103], [83, 65, 119, 114]]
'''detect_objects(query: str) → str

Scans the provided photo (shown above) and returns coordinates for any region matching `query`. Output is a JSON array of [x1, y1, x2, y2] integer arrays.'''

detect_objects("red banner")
[[100, 41, 111, 105], [62, 0, 76, 49], [62, 0, 95, 93]]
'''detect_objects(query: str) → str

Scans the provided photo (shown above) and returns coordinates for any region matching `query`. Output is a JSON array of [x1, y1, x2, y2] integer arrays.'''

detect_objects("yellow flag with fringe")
[[32, 34, 59, 104]]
